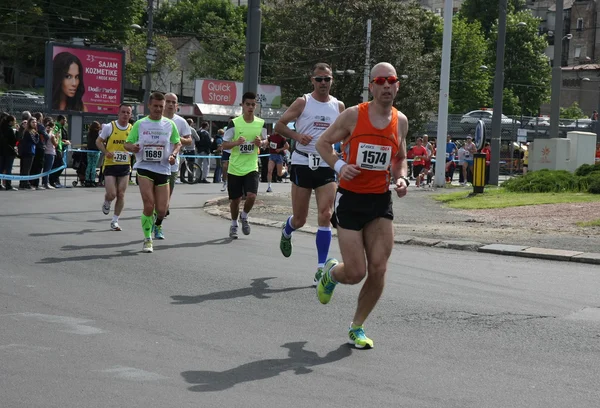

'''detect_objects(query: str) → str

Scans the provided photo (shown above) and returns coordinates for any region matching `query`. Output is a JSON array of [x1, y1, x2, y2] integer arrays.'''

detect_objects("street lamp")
[[135, 0, 156, 114], [582, 77, 600, 138]]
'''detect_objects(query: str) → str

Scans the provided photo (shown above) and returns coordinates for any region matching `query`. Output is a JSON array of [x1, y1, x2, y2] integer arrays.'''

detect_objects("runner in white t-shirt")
[[124, 92, 181, 253], [163, 93, 192, 218]]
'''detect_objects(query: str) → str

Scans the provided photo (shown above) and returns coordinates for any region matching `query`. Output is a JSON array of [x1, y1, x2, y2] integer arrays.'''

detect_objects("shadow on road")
[[61, 240, 141, 251], [30, 229, 112, 237], [36, 237, 234, 264], [170, 277, 312, 304], [181, 341, 353, 392]]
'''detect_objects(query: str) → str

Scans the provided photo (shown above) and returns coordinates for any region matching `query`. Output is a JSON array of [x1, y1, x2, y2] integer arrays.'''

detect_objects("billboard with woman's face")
[[45, 43, 125, 115]]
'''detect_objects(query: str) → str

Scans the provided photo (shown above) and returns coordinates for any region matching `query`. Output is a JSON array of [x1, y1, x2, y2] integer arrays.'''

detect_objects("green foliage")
[[125, 35, 179, 86], [448, 18, 491, 113], [0, 0, 145, 80], [486, 12, 551, 117], [154, 0, 246, 81], [262, 0, 440, 136], [460, 0, 526, 36], [574, 162, 600, 177], [502, 169, 600, 194], [588, 175, 600, 194], [560, 102, 586, 119], [500, 88, 521, 116]]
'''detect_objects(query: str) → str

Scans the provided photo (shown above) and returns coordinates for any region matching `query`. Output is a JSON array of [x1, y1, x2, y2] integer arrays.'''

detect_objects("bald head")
[[164, 92, 179, 118], [370, 62, 396, 80]]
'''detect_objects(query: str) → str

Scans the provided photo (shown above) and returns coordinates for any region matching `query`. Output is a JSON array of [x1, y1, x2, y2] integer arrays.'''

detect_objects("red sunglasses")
[[370, 76, 399, 85]]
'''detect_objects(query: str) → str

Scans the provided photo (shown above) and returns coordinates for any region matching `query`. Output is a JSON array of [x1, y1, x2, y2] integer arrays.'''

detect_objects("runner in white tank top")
[[274, 62, 345, 286]]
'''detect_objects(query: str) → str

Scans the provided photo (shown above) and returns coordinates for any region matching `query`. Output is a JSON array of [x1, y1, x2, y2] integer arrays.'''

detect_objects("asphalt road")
[[1, 183, 599, 408]]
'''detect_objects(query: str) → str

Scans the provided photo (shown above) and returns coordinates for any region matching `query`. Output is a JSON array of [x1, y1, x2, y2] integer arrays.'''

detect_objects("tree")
[[560, 102, 586, 119], [459, 0, 526, 36], [125, 34, 179, 87], [487, 11, 551, 116], [0, 0, 145, 85], [154, 0, 246, 81], [448, 18, 491, 113], [262, 0, 440, 136]]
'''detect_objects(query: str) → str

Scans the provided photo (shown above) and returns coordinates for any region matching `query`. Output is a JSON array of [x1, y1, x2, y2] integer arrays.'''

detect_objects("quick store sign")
[[194, 79, 282, 108]]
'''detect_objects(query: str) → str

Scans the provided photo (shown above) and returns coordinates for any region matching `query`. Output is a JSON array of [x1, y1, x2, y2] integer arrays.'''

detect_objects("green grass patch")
[[432, 188, 600, 209], [576, 219, 600, 227]]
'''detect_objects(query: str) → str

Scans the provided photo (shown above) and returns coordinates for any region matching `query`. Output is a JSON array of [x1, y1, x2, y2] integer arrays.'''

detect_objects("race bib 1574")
[[356, 143, 392, 171]]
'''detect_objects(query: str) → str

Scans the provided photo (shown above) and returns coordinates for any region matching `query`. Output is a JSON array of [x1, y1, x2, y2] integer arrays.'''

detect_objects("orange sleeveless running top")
[[339, 102, 400, 194]]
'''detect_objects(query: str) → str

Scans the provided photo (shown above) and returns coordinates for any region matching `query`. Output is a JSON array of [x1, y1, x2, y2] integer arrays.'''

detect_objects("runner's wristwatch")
[[399, 176, 410, 187]]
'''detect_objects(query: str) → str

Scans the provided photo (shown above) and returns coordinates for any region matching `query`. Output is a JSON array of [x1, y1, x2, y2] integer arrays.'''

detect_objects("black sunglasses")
[[313, 76, 332, 83]]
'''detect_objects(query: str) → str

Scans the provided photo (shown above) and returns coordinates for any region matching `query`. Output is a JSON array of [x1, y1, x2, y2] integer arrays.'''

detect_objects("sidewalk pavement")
[[203, 182, 600, 266]]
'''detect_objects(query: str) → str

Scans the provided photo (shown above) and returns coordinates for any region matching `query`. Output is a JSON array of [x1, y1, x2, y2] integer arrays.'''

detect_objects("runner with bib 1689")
[[124, 92, 181, 253]]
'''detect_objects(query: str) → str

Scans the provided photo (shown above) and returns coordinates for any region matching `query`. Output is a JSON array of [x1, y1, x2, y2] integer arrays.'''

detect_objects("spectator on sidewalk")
[[411, 137, 428, 187], [18, 117, 39, 190], [85, 121, 101, 187], [481, 141, 491, 185], [49, 115, 70, 188], [30, 112, 48, 190], [0, 114, 18, 190], [42, 118, 58, 189], [195, 121, 212, 183], [445, 135, 457, 183], [212, 128, 224, 183]]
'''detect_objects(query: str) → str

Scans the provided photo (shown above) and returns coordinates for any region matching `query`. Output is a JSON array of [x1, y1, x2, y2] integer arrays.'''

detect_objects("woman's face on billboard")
[[62, 63, 80, 98]]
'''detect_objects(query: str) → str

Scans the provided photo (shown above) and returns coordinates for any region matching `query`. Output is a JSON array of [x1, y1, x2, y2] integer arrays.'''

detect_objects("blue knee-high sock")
[[283, 216, 296, 238], [316, 227, 332, 266]]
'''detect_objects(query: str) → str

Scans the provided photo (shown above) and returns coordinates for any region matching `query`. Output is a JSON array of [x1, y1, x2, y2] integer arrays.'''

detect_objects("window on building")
[[577, 18, 584, 31], [575, 47, 581, 58]]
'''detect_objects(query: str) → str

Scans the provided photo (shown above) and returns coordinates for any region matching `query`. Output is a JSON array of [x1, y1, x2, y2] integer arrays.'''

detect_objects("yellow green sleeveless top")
[[228, 115, 265, 176]]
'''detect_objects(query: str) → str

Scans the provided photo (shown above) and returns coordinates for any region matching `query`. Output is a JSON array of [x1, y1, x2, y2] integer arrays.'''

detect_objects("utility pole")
[[433, 0, 453, 188], [361, 19, 372, 102], [549, 0, 564, 139], [243, 0, 262, 95], [142, 0, 155, 113], [488, 0, 508, 185]]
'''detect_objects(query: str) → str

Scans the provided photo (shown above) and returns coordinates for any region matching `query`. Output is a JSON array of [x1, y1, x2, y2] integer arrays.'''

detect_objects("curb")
[[203, 197, 600, 266]]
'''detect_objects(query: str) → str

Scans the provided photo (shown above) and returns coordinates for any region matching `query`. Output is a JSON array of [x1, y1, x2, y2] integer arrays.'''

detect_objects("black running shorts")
[[227, 171, 259, 200], [137, 168, 169, 186], [103, 165, 130, 178], [333, 187, 393, 231], [290, 164, 336, 190]]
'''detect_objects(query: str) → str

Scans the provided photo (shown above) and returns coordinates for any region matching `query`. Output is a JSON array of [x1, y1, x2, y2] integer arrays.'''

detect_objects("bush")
[[574, 162, 600, 177], [503, 169, 600, 194], [586, 173, 600, 194], [503, 170, 578, 193]]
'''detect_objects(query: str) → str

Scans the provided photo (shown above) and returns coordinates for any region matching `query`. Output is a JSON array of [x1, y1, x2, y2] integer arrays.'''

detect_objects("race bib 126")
[[356, 143, 392, 171]]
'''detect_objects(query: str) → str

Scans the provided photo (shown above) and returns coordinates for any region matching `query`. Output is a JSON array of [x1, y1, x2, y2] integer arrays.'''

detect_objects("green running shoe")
[[348, 325, 374, 349], [279, 223, 292, 258], [312, 267, 323, 287], [317, 258, 338, 304], [154, 225, 165, 240]]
